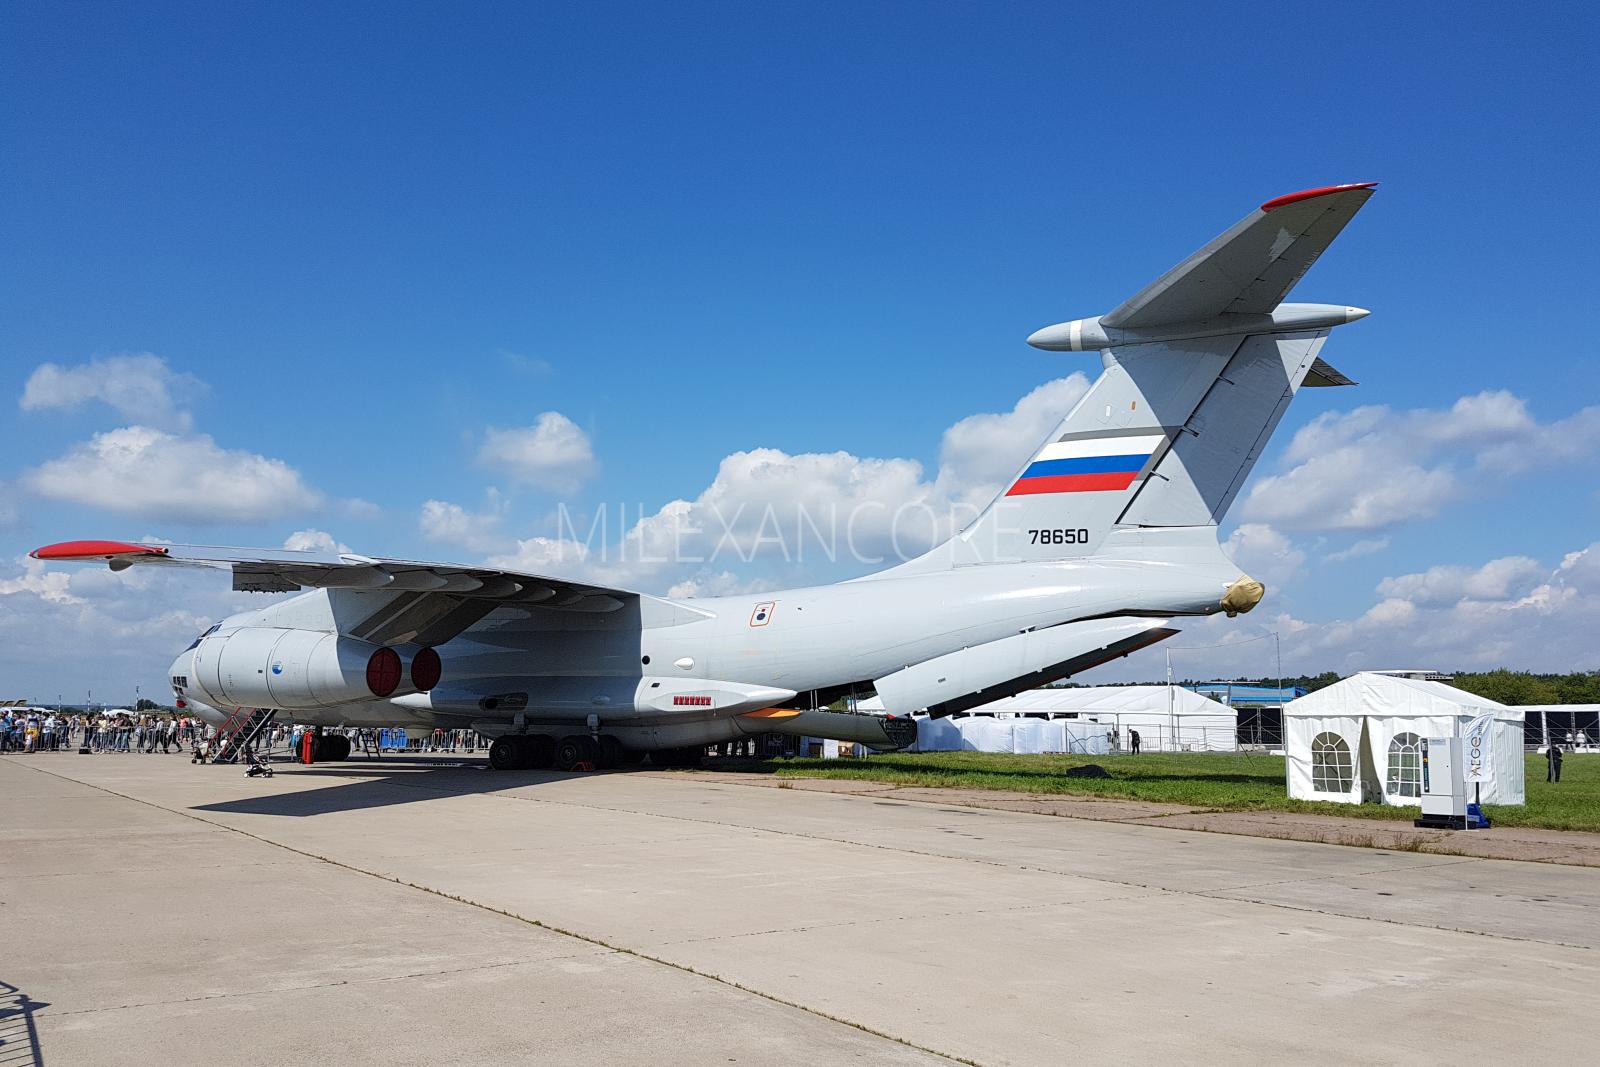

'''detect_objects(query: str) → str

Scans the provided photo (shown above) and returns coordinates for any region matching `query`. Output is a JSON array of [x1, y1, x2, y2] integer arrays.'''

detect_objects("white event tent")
[[906, 713, 1112, 755], [889, 686, 1238, 753], [1284, 672, 1525, 806]]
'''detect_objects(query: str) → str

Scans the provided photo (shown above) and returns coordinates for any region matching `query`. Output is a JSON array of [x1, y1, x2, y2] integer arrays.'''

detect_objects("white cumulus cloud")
[[20, 353, 205, 432], [934, 374, 1092, 508], [23, 426, 321, 524], [0, 557, 84, 605], [486, 377, 1092, 592], [1122, 542, 1600, 682], [0, 554, 279, 700], [1325, 537, 1390, 563], [478, 412, 598, 493], [1242, 391, 1600, 531], [283, 529, 350, 555], [1222, 523, 1306, 590], [419, 498, 508, 554], [1375, 556, 1546, 607]]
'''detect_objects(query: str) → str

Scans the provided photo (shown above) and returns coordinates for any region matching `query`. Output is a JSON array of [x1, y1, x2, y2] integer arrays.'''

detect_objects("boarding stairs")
[[212, 708, 278, 764]]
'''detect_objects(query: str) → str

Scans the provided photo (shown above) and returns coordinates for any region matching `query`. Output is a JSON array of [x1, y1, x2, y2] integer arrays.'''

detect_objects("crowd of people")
[[2, 707, 488, 760], [0, 709, 203, 754]]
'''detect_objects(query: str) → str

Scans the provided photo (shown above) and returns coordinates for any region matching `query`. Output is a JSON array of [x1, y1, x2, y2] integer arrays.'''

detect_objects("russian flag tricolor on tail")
[[1005, 431, 1167, 497]]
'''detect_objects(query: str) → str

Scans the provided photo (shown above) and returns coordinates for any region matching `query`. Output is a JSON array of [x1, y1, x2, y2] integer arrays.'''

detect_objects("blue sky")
[[3, 1, 1597, 701]]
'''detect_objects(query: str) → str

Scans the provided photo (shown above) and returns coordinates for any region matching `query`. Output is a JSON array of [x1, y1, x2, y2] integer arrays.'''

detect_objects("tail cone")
[[1221, 576, 1265, 617]]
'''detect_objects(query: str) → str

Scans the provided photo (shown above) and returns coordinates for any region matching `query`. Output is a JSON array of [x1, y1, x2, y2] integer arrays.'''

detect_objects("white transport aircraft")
[[35, 183, 1376, 771]]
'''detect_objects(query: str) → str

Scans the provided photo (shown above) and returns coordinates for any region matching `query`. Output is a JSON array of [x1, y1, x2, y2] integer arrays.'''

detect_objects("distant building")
[[1368, 669, 1454, 682], [1184, 683, 1306, 706]]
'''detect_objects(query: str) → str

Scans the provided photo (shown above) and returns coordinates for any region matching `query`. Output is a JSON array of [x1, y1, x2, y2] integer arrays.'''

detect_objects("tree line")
[[1203, 670, 1600, 705]]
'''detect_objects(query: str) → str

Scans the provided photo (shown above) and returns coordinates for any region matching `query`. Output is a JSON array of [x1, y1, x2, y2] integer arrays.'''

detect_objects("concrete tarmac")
[[3, 753, 1596, 1066]]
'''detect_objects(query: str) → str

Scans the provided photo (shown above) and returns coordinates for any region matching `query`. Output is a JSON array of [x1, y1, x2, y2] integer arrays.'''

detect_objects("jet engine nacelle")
[[192, 626, 441, 711]]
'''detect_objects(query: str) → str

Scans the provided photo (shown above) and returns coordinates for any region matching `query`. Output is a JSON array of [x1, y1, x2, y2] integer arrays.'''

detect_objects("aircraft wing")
[[29, 539, 634, 611], [1101, 182, 1377, 329]]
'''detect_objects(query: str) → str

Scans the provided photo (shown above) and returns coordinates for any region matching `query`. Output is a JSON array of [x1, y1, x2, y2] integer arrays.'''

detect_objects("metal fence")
[[1522, 709, 1600, 750]]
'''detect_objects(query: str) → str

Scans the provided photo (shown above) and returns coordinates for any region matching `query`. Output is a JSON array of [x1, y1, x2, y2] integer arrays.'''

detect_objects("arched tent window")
[[1387, 732, 1423, 798], [1311, 732, 1353, 794]]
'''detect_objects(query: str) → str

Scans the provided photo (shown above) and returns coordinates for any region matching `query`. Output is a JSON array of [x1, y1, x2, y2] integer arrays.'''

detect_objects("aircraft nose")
[[169, 649, 194, 696]]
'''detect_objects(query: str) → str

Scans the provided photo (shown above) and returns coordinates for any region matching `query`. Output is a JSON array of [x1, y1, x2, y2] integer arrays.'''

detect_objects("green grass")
[[741, 751, 1600, 833]]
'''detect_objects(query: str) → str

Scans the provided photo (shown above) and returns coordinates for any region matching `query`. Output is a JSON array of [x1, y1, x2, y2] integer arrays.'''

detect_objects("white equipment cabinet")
[[1416, 736, 1468, 828]]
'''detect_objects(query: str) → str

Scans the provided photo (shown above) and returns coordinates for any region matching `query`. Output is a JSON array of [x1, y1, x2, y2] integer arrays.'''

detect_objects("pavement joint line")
[[98, 757, 1597, 952], [2, 860, 293, 882], [6, 758, 980, 1067], [676, 771, 1600, 866], [16, 757, 1593, 959], [397, 773, 1600, 952], [1154, 819, 1600, 864], [232, 765, 1592, 941], [647, 891, 1170, 949], [1188, 888, 1595, 952], [35, 951, 611, 1020], [155, 759, 1041, 877], [1193, 855, 1483, 893]]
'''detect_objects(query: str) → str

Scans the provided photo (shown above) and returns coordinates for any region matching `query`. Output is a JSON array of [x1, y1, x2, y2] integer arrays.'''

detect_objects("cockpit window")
[[184, 623, 221, 652]]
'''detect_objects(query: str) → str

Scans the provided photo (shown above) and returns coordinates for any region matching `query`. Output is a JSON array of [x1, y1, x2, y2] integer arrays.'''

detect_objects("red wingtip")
[[29, 540, 170, 561], [1260, 182, 1378, 213]]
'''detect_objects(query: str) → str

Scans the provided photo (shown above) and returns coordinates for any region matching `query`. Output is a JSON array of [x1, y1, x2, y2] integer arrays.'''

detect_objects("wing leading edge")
[[29, 539, 645, 613]]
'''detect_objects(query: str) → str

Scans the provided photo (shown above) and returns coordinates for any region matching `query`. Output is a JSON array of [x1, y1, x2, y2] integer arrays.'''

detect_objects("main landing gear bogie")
[[488, 734, 554, 771], [489, 733, 637, 771]]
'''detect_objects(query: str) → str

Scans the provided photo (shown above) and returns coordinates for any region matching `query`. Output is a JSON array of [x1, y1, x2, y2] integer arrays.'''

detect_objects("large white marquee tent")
[[1284, 672, 1525, 806], [892, 686, 1238, 753], [905, 714, 1112, 755]]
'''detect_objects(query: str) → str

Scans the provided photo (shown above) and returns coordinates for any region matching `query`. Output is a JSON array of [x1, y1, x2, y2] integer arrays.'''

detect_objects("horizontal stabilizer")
[[1302, 356, 1357, 387], [1101, 183, 1376, 330]]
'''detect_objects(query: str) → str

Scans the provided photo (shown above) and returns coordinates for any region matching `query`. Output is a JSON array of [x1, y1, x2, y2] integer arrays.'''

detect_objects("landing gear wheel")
[[488, 736, 524, 771], [554, 734, 599, 771], [596, 735, 624, 769]]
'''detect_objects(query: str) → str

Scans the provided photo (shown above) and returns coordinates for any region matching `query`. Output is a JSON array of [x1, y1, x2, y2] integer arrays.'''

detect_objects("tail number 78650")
[[1029, 528, 1089, 545]]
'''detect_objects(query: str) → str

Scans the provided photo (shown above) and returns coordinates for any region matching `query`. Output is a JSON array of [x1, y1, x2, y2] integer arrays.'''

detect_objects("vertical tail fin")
[[901, 184, 1375, 571]]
